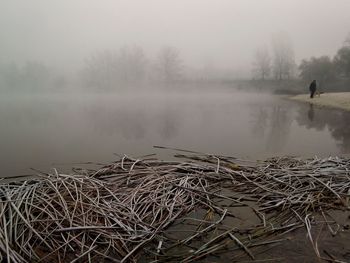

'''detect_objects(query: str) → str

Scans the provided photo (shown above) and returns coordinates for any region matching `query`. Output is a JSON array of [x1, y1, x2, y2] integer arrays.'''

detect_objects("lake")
[[1, 89, 350, 177]]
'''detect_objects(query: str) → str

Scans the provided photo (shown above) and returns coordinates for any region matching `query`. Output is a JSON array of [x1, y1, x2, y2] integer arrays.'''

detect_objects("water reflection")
[[296, 103, 350, 153], [250, 103, 294, 153], [251, 108, 268, 137], [83, 105, 181, 140], [1, 92, 349, 176], [157, 110, 181, 140], [265, 105, 293, 152], [307, 103, 314, 122]]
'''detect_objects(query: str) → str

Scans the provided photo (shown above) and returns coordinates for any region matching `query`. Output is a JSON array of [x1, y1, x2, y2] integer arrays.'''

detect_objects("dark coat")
[[309, 81, 316, 92]]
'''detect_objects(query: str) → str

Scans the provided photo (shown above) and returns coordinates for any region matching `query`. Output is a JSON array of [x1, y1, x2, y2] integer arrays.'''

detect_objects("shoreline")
[[288, 92, 350, 111]]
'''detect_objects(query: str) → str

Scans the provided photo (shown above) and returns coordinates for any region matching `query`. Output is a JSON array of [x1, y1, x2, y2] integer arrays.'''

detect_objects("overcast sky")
[[1, 0, 350, 74]]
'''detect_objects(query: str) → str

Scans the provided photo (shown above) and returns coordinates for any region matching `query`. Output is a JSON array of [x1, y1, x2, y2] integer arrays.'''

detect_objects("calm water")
[[1, 89, 350, 176]]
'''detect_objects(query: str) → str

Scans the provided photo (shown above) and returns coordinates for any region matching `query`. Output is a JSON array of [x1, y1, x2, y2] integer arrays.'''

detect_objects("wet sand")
[[289, 92, 350, 111]]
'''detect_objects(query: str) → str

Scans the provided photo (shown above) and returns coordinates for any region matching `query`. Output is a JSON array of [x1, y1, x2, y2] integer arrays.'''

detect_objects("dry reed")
[[0, 149, 349, 262]]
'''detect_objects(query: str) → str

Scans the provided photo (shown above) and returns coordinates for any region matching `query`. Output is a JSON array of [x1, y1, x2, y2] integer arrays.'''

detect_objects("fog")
[[1, 1, 350, 176], [1, 0, 350, 75], [1, 4, 350, 262]]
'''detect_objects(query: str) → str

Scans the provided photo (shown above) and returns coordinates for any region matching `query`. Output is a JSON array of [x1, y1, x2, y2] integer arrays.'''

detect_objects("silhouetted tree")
[[82, 50, 119, 90], [0, 63, 21, 89], [118, 46, 147, 85], [22, 61, 51, 89], [271, 32, 296, 80], [252, 46, 271, 80], [0, 61, 53, 91], [334, 46, 350, 78], [82, 46, 148, 90], [299, 56, 336, 85], [155, 46, 183, 83]]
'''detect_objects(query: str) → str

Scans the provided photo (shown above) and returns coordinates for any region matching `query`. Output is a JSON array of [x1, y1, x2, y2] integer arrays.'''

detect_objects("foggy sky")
[[1, 0, 350, 75]]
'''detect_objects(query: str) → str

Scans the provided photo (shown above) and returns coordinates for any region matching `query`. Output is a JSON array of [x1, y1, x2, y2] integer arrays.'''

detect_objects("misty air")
[[1, 1, 350, 262]]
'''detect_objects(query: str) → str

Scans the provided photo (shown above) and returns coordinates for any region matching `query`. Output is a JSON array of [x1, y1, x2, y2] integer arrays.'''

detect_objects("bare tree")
[[252, 46, 271, 80], [82, 46, 147, 89], [118, 46, 147, 85], [82, 50, 119, 90], [271, 32, 296, 80], [155, 46, 183, 83]]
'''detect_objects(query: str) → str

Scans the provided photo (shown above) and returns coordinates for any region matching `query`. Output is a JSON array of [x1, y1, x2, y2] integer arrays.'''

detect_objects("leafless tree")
[[82, 46, 147, 89], [271, 32, 296, 80], [155, 46, 183, 83], [252, 46, 271, 80], [82, 50, 119, 89], [118, 46, 147, 85]]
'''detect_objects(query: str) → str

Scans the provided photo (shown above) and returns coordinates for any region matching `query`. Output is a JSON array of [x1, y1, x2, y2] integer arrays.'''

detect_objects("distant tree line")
[[2, 34, 349, 93], [252, 32, 350, 92], [0, 61, 67, 91], [299, 35, 350, 90], [80, 46, 184, 90], [0, 46, 185, 92], [252, 32, 296, 81]]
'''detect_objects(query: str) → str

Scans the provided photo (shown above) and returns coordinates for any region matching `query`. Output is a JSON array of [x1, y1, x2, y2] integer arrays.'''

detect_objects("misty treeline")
[[252, 32, 296, 81], [1, 33, 350, 93], [81, 46, 184, 90], [252, 32, 350, 92], [0, 46, 186, 92], [0, 61, 67, 92]]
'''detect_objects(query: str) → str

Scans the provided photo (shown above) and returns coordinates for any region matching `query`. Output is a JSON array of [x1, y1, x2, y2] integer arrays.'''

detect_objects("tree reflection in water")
[[265, 105, 293, 152], [84, 104, 182, 141], [307, 103, 314, 122], [296, 103, 350, 153], [250, 104, 293, 153]]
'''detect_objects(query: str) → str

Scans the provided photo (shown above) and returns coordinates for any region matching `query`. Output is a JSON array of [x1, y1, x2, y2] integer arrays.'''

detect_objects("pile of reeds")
[[0, 150, 349, 262]]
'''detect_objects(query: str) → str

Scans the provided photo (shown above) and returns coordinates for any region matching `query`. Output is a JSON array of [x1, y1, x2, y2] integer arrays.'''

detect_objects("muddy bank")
[[289, 92, 350, 111]]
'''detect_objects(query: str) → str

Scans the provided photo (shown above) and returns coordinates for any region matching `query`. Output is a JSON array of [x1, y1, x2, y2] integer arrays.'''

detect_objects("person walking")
[[309, 80, 317, 98]]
